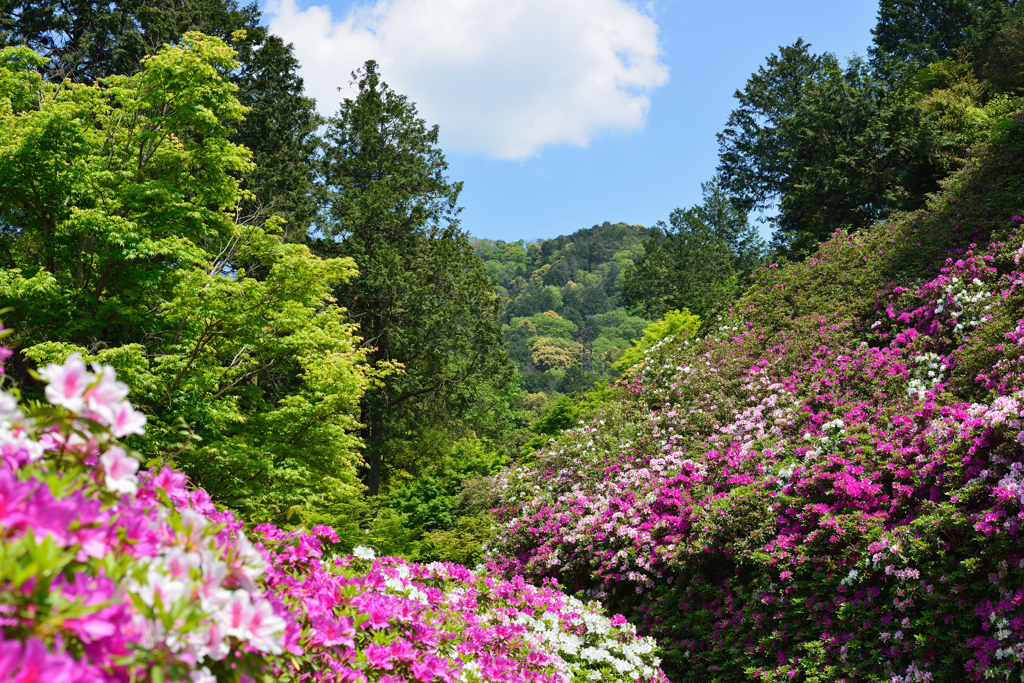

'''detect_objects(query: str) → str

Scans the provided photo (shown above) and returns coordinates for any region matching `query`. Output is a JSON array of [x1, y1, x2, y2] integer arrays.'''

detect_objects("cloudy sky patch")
[[265, 0, 669, 160]]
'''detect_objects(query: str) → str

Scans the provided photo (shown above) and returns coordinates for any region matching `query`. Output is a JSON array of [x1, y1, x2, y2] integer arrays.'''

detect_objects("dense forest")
[[474, 223, 651, 396], [2, 0, 1024, 681]]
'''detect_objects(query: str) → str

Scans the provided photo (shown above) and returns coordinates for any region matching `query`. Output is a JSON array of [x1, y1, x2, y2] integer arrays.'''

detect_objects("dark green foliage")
[[623, 178, 766, 320], [977, 15, 1024, 92], [717, 40, 836, 233], [0, 0, 247, 81], [475, 222, 651, 391], [227, 28, 320, 240], [520, 394, 583, 457], [557, 365, 604, 395], [719, 40, 946, 256], [316, 61, 518, 496], [778, 59, 944, 253], [361, 437, 507, 564], [382, 439, 504, 532], [530, 394, 582, 436], [522, 369, 567, 395], [870, 0, 1019, 73], [0, 0, 320, 239]]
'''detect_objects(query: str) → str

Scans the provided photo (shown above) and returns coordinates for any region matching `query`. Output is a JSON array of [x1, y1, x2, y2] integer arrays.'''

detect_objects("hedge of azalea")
[[488, 117, 1024, 681], [0, 346, 666, 683]]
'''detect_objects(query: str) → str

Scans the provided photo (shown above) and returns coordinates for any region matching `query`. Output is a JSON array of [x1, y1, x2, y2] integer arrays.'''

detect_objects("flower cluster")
[[0, 350, 666, 683], [488, 119, 1024, 681], [0, 357, 293, 682]]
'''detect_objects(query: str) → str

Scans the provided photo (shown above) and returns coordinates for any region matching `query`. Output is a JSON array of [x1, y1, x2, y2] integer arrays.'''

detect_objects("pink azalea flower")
[[387, 638, 415, 661], [0, 638, 92, 683], [310, 614, 355, 648], [190, 489, 216, 515], [105, 401, 146, 438], [363, 643, 393, 670], [411, 659, 435, 682], [152, 467, 190, 507], [40, 354, 90, 413], [99, 446, 139, 495], [0, 639, 22, 676]]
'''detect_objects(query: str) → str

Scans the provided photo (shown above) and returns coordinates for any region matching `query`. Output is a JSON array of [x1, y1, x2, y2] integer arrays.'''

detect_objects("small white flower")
[[353, 545, 376, 560]]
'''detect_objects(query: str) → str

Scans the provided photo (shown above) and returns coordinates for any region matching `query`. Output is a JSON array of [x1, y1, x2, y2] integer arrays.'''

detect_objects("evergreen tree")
[[718, 42, 943, 256], [316, 61, 517, 496], [717, 40, 838, 245], [870, 0, 1019, 74], [777, 59, 943, 253], [622, 178, 765, 320]]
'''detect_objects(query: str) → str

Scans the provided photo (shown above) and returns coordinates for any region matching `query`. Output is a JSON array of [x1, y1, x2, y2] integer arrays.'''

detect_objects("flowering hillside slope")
[[0, 349, 666, 682], [489, 117, 1024, 681]]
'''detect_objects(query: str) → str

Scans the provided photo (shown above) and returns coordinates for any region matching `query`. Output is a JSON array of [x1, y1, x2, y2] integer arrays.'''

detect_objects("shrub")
[[0, 342, 667, 683], [490, 117, 1024, 681]]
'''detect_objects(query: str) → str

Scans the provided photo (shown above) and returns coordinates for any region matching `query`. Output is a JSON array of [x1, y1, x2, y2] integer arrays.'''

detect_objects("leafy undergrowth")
[[0, 351, 667, 683], [489, 117, 1024, 681]]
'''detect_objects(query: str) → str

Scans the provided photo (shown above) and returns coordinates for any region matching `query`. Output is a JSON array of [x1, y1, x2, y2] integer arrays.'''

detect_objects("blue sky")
[[260, 0, 880, 242]]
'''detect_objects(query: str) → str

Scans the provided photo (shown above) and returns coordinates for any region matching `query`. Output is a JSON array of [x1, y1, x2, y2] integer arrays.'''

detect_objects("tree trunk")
[[364, 413, 383, 496]]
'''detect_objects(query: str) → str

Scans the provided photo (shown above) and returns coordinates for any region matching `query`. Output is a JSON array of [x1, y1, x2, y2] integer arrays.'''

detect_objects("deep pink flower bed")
[[0, 352, 666, 682], [489, 119, 1024, 681]]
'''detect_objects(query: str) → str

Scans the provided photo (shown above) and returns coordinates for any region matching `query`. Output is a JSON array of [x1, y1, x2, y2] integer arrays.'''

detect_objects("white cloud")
[[264, 0, 669, 160]]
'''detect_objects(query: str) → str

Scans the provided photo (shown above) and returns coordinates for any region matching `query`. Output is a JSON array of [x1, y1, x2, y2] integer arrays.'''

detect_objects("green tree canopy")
[[869, 0, 1019, 74], [718, 40, 944, 256], [0, 35, 372, 528], [0, 0, 320, 239], [622, 178, 766, 320], [614, 309, 701, 373], [315, 60, 517, 496]]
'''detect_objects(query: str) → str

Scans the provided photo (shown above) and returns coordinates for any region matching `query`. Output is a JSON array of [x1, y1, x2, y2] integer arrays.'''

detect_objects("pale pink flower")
[[136, 564, 187, 609], [197, 551, 231, 611], [228, 532, 266, 591], [184, 623, 229, 662], [100, 446, 139, 495], [106, 401, 146, 437], [0, 391, 20, 417], [190, 667, 217, 683], [41, 354, 90, 412], [83, 363, 129, 415], [245, 598, 286, 654], [220, 591, 284, 653], [163, 548, 201, 581], [222, 590, 254, 639], [178, 508, 209, 546]]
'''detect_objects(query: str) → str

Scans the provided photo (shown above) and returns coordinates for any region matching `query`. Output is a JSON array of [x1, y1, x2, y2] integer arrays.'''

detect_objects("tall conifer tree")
[[316, 61, 516, 496]]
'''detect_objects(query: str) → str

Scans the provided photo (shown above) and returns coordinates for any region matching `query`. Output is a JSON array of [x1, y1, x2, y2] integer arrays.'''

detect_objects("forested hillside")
[[473, 222, 652, 397]]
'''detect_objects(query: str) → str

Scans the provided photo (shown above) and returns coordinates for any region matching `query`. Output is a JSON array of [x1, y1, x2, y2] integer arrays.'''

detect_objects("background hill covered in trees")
[[472, 222, 652, 398]]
